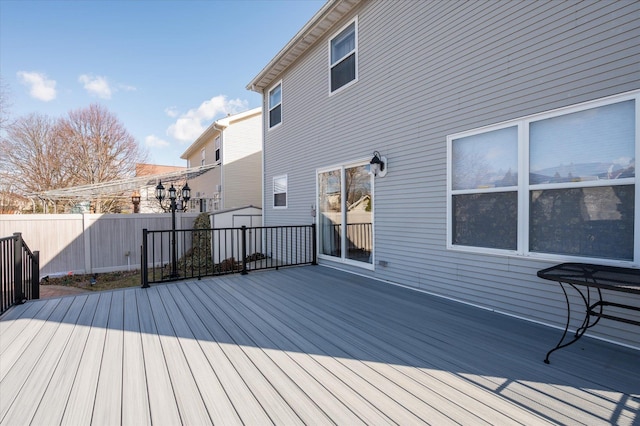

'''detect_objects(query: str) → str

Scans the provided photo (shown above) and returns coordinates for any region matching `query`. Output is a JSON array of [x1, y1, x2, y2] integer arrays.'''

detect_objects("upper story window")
[[215, 136, 221, 162], [273, 174, 287, 208], [330, 19, 357, 93], [447, 92, 638, 264], [200, 148, 205, 166], [268, 82, 282, 129]]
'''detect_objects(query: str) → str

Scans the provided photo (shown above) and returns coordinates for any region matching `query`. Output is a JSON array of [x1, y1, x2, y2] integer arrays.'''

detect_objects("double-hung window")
[[448, 92, 638, 263], [200, 148, 206, 166], [214, 136, 221, 163], [330, 19, 357, 93], [273, 175, 287, 208], [268, 82, 282, 129]]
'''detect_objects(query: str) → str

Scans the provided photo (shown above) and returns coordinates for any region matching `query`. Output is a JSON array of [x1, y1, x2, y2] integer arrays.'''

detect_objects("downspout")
[[219, 129, 225, 210], [260, 91, 266, 227], [247, 86, 266, 227]]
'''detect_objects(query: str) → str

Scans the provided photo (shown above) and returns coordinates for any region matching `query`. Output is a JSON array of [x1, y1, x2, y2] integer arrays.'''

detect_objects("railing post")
[[13, 233, 24, 304], [241, 226, 248, 275], [141, 229, 149, 288], [31, 251, 40, 299], [311, 223, 317, 265]]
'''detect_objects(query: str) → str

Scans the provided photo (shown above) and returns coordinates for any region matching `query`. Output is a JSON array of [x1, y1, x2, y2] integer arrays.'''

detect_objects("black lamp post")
[[155, 180, 191, 278]]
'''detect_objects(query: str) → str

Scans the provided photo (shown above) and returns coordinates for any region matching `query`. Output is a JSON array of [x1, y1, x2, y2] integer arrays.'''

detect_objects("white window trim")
[[316, 158, 375, 270], [268, 81, 282, 130], [200, 148, 206, 166], [214, 135, 221, 164], [447, 90, 640, 267], [273, 174, 288, 209], [328, 17, 358, 96]]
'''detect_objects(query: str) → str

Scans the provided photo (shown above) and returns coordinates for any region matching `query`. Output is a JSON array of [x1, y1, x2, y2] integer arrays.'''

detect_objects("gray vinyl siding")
[[261, 0, 640, 348]]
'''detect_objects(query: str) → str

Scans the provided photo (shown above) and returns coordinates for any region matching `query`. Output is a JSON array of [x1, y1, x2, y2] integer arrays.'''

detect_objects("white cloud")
[[17, 71, 57, 101], [167, 95, 249, 143], [145, 135, 170, 148], [78, 74, 112, 99], [165, 107, 179, 118]]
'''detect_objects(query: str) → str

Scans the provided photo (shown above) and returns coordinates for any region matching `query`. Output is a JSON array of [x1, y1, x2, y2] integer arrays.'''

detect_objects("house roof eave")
[[180, 107, 263, 160], [180, 123, 225, 160], [246, 0, 361, 93]]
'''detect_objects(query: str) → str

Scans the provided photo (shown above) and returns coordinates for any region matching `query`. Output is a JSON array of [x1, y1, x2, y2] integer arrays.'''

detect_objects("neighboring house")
[[135, 163, 187, 213], [180, 108, 262, 212], [248, 0, 640, 349]]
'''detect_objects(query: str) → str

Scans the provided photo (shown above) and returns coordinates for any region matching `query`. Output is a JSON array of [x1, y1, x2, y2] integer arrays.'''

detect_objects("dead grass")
[[41, 270, 141, 291]]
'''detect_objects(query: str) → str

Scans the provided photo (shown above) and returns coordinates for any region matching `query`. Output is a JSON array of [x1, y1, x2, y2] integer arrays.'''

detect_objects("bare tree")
[[0, 75, 11, 131], [2, 113, 70, 192], [0, 75, 16, 212], [2, 104, 148, 213], [0, 113, 72, 212], [57, 104, 148, 212]]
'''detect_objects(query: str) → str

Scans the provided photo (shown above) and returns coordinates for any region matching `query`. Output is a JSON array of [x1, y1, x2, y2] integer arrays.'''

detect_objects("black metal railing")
[[1, 233, 40, 315], [321, 222, 373, 260], [141, 224, 316, 286]]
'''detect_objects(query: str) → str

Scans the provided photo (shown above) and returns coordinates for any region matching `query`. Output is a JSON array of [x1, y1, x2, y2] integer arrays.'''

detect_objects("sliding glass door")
[[318, 163, 373, 266]]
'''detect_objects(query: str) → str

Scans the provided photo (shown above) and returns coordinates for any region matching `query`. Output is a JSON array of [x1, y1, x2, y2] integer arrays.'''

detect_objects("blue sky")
[[0, 0, 324, 166]]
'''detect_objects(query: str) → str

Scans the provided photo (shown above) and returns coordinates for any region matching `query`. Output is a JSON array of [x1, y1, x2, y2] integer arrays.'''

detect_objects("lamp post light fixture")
[[131, 191, 141, 213], [369, 151, 388, 177], [155, 180, 191, 278]]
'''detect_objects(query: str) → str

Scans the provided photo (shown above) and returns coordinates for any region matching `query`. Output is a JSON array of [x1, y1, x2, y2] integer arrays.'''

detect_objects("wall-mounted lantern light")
[[370, 151, 388, 177]]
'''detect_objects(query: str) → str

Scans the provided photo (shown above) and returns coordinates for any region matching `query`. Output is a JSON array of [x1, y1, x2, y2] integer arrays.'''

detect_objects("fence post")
[[31, 251, 40, 299], [311, 223, 317, 265], [241, 226, 248, 275], [141, 229, 149, 288], [13, 233, 24, 304]]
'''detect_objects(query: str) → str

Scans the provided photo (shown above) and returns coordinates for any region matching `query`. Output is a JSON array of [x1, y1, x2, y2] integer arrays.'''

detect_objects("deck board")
[[61, 291, 112, 426], [210, 277, 455, 424], [93, 290, 124, 425], [156, 285, 242, 426], [175, 283, 275, 425], [146, 287, 213, 425], [278, 267, 640, 421], [121, 289, 151, 426], [229, 273, 535, 425], [30, 295, 98, 425], [1, 265, 638, 425], [135, 286, 182, 426], [182, 282, 306, 425], [1, 295, 87, 425]]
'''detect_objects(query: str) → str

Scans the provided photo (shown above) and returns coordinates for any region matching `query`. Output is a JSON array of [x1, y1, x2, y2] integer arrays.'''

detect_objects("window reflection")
[[345, 165, 372, 263], [319, 170, 342, 258], [452, 126, 518, 190], [530, 101, 635, 184], [530, 185, 634, 260]]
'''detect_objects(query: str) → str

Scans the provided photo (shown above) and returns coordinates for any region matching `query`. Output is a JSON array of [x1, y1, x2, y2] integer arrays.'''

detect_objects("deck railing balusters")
[[0, 232, 39, 314], [141, 225, 316, 285]]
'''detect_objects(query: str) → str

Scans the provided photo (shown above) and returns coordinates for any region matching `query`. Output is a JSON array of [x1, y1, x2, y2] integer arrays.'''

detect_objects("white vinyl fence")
[[0, 213, 199, 277]]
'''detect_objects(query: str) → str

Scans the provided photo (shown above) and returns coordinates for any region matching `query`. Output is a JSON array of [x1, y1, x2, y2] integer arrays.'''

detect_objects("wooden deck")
[[1, 265, 638, 425]]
